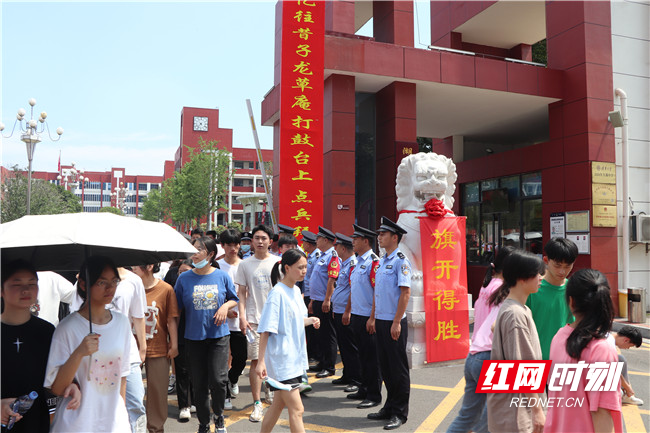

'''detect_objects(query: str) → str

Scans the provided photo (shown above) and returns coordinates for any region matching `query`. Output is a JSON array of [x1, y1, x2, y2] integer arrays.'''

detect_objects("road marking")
[[629, 371, 650, 377], [639, 409, 649, 416], [277, 418, 363, 433], [622, 405, 647, 433], [414, 377, 465, 433], [411, 384, 454, 392]]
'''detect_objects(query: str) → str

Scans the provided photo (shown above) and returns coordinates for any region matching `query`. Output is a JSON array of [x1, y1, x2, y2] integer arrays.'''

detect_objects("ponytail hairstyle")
[[488, 249, 545, 307], [191, 236, 219, 267], [271, 248, 307, 286], [482, 245, 516, 287], [565, 269, 614, 360]]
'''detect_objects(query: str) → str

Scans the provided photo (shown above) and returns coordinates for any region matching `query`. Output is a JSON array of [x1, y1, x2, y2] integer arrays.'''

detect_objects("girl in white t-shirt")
[[256, 249, 320, 433], [44, 256, 132, 433]]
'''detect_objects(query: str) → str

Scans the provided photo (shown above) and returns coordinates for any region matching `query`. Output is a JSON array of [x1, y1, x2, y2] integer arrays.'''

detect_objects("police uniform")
[[349, 224, 383, 407], [240, 232, 254, 259], [302, 230, 321, 362], [331, 233, 362, 390], [308, 226, 339, 376], [371, 217, 411, 428]]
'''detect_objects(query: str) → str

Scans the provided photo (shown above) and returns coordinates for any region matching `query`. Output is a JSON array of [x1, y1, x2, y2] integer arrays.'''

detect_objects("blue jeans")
[[446, 351, 491, 433], [126, 362, 147, 433]]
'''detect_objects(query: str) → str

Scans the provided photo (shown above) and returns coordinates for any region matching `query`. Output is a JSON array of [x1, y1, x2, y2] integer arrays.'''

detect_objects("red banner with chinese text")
[[421, 217, 470, 363], [279, 1, 324, 239]]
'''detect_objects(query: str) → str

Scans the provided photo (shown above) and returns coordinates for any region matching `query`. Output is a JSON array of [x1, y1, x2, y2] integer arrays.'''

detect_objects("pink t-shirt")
[[544, 325, 623, 433], [470, 303, 499, 354], [473, 277, 502, 333]]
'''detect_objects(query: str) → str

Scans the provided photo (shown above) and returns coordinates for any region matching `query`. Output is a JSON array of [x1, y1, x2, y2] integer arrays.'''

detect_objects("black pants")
[[376, 317, 410, 422], [186, 336, 230, 425], [227, 331, 248, 398], [304, 296, 319, 361], [333, 312, 361, 385], [351, 313, 382, 403], [312, 299, 337, 372], [174, 344, 193, 409]]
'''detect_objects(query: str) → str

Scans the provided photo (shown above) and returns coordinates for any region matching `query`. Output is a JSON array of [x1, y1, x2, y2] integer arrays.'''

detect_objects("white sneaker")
[[178, 407, 191, 421], [190, 405, 196, 413], [264, 383, 274, 404], [622, 394, 644, 405], [249, 401, 264, 422], [224, 398, 233, 410], [229, 382, 239, 397]]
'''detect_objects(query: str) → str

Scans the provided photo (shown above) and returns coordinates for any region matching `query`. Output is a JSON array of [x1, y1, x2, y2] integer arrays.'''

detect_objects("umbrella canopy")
[[1, 213, 197, 271]]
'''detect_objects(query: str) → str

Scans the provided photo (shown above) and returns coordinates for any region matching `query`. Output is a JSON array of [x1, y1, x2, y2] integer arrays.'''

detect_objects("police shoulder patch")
[[370, 253, 379, 261], [331, 250, 338, 258], [397, 252, 405, 259]]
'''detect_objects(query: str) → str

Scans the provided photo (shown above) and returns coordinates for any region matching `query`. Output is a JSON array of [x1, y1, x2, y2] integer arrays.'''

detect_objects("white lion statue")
[[395, 152, 457, 275]]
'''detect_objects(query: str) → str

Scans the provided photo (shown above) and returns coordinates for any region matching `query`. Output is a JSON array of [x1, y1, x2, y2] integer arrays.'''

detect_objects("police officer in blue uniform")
[[307, 226, 339, 378], [240, 232, 253, 259], [348, 224, 383, 408], [331, 233, 362, 392], [368, 217, 411, 430], [301, 230, 321, 364]]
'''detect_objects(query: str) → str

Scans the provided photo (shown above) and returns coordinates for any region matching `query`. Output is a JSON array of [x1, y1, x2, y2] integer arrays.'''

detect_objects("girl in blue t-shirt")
[[255, 249, 320, 433]]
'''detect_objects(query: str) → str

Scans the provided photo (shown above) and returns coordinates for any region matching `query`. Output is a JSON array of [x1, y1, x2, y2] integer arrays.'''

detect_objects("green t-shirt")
[[525, 278, 574, 360]]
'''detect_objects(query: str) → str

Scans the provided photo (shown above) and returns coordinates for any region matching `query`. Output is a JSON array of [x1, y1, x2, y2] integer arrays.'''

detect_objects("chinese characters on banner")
[[420, 217, 470, 363], [280, 1, 324, 239]]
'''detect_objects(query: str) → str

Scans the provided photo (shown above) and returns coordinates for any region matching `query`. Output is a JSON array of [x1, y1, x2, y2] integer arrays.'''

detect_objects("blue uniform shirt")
[[309, 247, 337, 301], [374, 248, 412, 321], [257, 282, 308, 381], [303, 248, 321, 298], [175, 268, 239, 340], [350, 249, 380, 317], [332, 255, 356, 314]]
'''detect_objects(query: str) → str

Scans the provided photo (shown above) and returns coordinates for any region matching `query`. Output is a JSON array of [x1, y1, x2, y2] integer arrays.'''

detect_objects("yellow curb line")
[[414, 377, 466, 433]]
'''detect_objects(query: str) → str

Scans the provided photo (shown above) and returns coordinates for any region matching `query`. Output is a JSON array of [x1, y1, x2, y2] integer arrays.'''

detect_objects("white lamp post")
[[57, 162, 85, 193], [112, 182, 132, 215], [1, 98, 63, 215]]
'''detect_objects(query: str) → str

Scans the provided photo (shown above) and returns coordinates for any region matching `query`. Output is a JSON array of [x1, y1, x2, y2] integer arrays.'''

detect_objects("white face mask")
[[193, 258, 210, 269], [241, 244, 251, 253]]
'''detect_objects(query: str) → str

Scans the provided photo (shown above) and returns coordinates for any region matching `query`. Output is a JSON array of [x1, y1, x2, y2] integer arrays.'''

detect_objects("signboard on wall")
[[550, 212, 566, 239], [566, 210, 590, 233], [592, 161, 616, 184], [279, 0, 325, 238], [593, 205, 617, 227], [592, 184, 617, 205]]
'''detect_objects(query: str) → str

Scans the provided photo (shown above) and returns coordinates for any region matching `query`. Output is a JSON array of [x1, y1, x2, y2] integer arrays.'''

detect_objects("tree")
[[97, 206, 124, 215], [161, 138, 233, 229], [140, 189, 163, 222], [532, 39, 547, 65], [1, 166, 82, 222]]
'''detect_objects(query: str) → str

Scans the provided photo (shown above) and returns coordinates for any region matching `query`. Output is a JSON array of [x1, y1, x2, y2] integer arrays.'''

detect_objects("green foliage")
[[97, 206, 124, 215], [417, 137, 432, 153], [1, 166, 82, 222], [140, 189, 163, 222], [227, 221, 243, 232], [532, 39, 547, 65], [161, 138, 234, 228]]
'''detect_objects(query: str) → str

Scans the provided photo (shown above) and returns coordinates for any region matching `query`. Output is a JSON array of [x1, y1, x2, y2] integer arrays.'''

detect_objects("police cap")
[[317, 226, 336, 241], [376, 216, 407, 235], [335, 233, 353, 249], [241, 232, 252, 241], [277, 224, 295, 235], [301, 230, 317, 244], [352, 224, 377, 239]]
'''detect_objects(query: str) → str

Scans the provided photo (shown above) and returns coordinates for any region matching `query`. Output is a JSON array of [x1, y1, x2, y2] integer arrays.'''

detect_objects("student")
[[132, 263, 179, 433], [446, 246, 514, 433], [487, 250, 546, 433], [545, 269, 622, 433], [234, 225, 280, 422], [278, 236, 299, 255], [609, 326, 644, 405], [175, 236, 239, 433], [526, 237, 578, 360], [44, 256, 132, 432], [1, 260, 80, 433], [255, 249, 320, 433], [216, 229, 247, 410]]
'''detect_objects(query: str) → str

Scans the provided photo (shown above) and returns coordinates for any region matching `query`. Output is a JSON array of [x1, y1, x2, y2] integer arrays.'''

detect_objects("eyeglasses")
[[95, 279, 121, 289]]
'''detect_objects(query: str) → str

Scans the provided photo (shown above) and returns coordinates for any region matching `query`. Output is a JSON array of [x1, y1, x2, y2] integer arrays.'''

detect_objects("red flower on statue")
[[424, 198, 453, 219]]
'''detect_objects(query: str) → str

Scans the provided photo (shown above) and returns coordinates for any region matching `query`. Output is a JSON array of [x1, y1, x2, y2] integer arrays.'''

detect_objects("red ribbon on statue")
[[420, 216, 470, 363], [424, 198, 454, 219]]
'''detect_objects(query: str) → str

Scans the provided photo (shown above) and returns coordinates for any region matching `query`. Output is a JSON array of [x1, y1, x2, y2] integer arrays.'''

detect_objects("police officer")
[[301, 230, 321, 364], [277, 223, 296, 239], [307, 226, 339, 378], [240, 232, 253, 259], [348, 224, 382, 408], [331, 233, 361, 392], [368, 217, 411, 430]]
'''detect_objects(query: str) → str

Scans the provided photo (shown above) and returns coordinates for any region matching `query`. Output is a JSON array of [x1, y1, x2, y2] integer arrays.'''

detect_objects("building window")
[[256, 179, 265, 189], [150, 184, 159, 190], [138, 196, 145, 202], [462, 172, 542, 264], [234, 178, 244, 187], [138, 183, 148, 191], [234, 161, 244, 170]]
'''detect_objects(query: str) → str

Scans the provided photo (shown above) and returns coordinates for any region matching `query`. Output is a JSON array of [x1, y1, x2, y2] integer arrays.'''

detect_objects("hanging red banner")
[[279, 0, 324, 239], [420, 216, 470, 363]]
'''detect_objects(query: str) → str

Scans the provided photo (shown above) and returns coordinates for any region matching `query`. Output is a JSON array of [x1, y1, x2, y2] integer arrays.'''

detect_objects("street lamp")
[[112, 182, 132, 215], [1, 98, 63, 215], [57, 162, 85, 193]]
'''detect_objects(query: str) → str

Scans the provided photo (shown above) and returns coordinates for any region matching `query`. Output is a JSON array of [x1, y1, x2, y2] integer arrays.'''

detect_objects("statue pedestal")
[[406, 272, 427, 368]]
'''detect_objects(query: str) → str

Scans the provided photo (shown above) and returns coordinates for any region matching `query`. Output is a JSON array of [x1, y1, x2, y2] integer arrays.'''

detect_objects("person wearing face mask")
[[174, 237, 239, 433], [240, 233, 253, 259]]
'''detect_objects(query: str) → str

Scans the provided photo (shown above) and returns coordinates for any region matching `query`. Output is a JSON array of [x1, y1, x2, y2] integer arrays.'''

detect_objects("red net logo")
[[476, 361, 552, 393]]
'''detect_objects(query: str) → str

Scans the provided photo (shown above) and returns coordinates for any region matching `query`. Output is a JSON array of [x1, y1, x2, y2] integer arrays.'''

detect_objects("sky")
[[1, 1, 431, 177]]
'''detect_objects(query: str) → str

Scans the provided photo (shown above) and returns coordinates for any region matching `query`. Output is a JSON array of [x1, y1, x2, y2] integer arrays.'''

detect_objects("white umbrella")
[[1, 212, 197, 271]]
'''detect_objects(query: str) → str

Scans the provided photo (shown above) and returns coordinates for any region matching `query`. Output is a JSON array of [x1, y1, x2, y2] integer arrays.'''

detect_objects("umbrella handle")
[[87, 354, 93, 381]]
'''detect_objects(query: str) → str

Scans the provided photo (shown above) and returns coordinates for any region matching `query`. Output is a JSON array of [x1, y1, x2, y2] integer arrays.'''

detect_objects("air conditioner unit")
[[630, 215, 650, 242]]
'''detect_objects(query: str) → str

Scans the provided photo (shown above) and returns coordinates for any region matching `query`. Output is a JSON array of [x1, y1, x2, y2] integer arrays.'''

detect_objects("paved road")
[[161, 340, 649, 433]]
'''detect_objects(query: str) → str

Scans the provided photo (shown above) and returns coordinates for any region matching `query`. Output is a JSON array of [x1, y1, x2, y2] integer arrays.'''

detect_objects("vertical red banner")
[[420, 217, 470, 363], [279, 1, 324, 238]]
